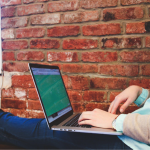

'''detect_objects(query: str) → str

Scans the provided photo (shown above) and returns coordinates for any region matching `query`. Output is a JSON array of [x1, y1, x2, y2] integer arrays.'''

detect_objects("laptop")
[[29, 63, 122, 135]]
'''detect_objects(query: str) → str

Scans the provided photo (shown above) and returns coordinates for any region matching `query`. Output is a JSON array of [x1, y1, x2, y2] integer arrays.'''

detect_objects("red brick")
[[121, 0, 150, 5], [2, 29, 14, 39], [30, 39, 60, 49], [1, 7, 15, 17], [82, 64, 98, 73], [48, 0, 79, 12], [10, 109, 28, 118], [85, 103, 110, 111], [1, 99, 26, 109], [126, 22, 146, 34], [23, 0, 35, 3], [17, 4, 46, 16], [12, 75, 35, 88], [141, 65, 150, 76], [129, 78, 150, 89], [2, 40, 28, 50], [47, 52, 79, 62], [1, 0, 21, 6], [149, 7, 150, 17], [71, 102, 84, 112], [109, 91, 121, 102], [69, 76, 89, 90], [2, 88, 14, 98], [49, 63, 62, 70], [16, 28, 45, 38], [28, 110, 44, 118], [120, 51, 150, 62], [1, 17, 28, 29], [103, 7, 143, 21], [27, 88, 39, 100], [28, 100, 42, 110], [83, 91, 107, 102], [1, 108, 10, 113], [82, 23, 121, 36], [62, 75, 71, 89], [3, 52, 15, 61], [63, 39, 98, 50], [3, 62, 29, 72], [31, 14, 61, 25], [17, 51, 44, 61], [146, 36, 150, 48], [124, 105, 139, 114], [99, 65, 139, 77], [63, 11, 99, 23], [90, 78, 127, 90], [14, 88, 27, 100], [82, 52, 117, 62], [67, 90, 82, 102], [47, 26, 79, 37], [63, 64, 82, 73], [80, 0, 117, 9], [101, 37, 141, 49], [38, 0, 48, 1]]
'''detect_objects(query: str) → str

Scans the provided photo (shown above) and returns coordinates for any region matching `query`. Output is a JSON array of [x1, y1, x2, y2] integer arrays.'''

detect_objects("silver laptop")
[[29, 63, 122, 135]]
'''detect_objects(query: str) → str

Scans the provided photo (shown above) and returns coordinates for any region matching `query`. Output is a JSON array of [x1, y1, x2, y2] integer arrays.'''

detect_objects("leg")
[[0, 110, 131, 149]]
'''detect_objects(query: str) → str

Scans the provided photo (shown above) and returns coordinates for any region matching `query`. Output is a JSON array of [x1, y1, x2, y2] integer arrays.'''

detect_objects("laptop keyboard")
[[63, 114, 92, 128]]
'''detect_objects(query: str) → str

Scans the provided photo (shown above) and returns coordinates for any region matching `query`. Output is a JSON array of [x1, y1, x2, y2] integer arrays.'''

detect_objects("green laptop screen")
[[31, 68, 70, 117]]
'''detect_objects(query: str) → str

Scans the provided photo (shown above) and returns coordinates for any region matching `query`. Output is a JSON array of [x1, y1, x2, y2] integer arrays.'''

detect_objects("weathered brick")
[[101, 37, 141, 49], [1, 7, 15, 17], [126, 22, 146, 34], [3, 52, 15, 61], [67, 90, 82, 101], [63, 11, 99, 23], [124, 105, 139, 114], [146, 36, 150, 48], [69, 76, 89, 90], [85, 103, 110, 111], [30, 39, 60, 49], [63, 39, 98, 50], [80, 0, 117, 9], [28, 110, 44, 118], [2, 29, 15, 39], [63, 64, 82, 73], [16, 27, 45, 38], [90, 78, 127, 89], [1, 0, 21, 6], [62, 75, 71, 89], [47, 26, 79, 37], [1, 17, 28, 29], [27, 100, 42, 110], [121, 0, 150, 5], [2, 40, 28, 50], [149, 7, 150, 17], [82, 52, 117, 62], [23, 0, 35, 3], [17, 4, 46, 16], [99, 65, 139, 77], [38, 0, 48, 1], [17, 51, 44, 61], [12, 75, 35, 88], [109, 91, 121, 102], [47, 52, 79, 62], [82, 64, 98, 73], [83, 91, 107, 102], [48, 0, 79, 12], [31, 14, 61, 25], [1, 108, 10, 113], [27, 88, 39, 100], [10, 109, 28, 118], [14, 88, 26, 100], [129, 78, 150, 89], [120, 51, 150, 62], [71, 102, 84, 112], [2, 88, 14, 98], [3, 62, 29, 72], [82, 23, 121, 36], [1, 99, 26, 109], [140, 65, 150, 76], [103, 7, 143, 21]]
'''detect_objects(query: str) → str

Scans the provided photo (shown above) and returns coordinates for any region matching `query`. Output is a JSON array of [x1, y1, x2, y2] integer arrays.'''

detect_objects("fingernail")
[[120, 109, 123, 112]]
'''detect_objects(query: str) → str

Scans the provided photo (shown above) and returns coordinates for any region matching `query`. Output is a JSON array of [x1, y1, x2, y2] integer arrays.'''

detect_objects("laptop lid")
[[29, 63, 73, 129]]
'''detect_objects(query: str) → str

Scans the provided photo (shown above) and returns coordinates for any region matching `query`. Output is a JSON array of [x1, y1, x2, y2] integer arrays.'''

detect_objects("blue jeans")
[[0, 110, 132, 149]]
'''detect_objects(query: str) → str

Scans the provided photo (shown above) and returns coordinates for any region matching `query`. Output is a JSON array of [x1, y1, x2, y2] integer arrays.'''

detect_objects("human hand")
[[78, 108, 118, 129], [108, 85, 142, 114]]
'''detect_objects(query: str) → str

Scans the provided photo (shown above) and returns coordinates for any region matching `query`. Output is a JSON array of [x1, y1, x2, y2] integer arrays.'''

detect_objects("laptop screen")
[[31, 67, 72, 123]]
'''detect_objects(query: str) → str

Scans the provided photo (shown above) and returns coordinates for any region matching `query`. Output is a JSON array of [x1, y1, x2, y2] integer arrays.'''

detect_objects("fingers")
[[78, 119, 93, 126], [120, 98, 133, 113], [78, 111, 92, 123], [108, 100, 114, 113]]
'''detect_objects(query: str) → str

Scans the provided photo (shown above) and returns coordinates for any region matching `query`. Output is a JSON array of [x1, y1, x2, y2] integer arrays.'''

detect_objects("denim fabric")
[[0, 110, 131, 149]]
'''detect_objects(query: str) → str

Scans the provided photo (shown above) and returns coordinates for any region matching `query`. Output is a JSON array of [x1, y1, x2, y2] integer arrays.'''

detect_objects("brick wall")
[[1, 0, 150, 118]]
